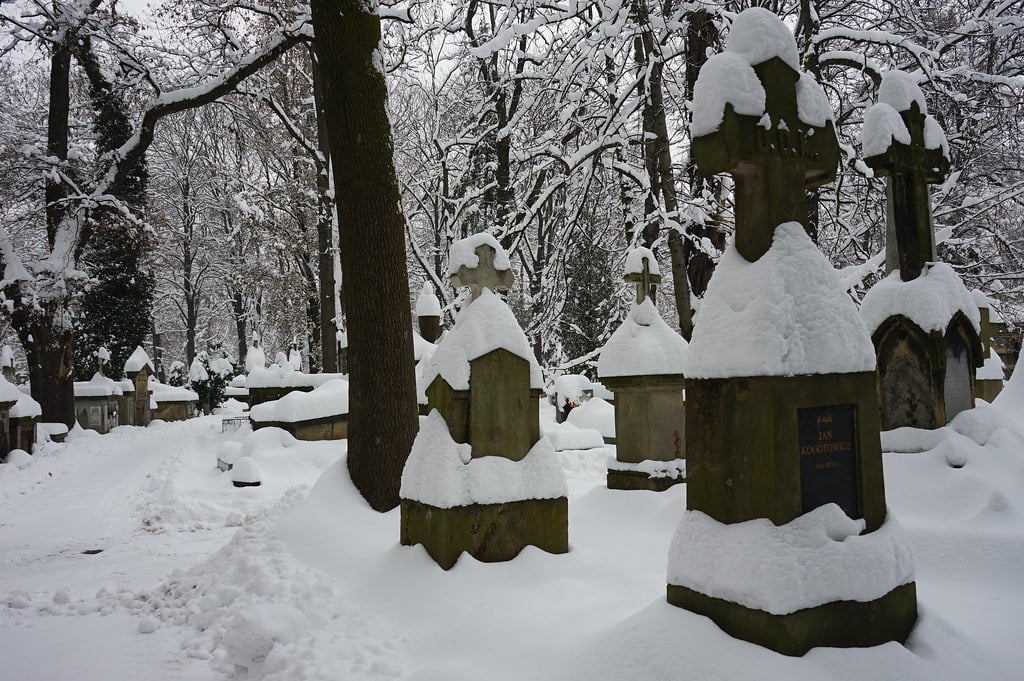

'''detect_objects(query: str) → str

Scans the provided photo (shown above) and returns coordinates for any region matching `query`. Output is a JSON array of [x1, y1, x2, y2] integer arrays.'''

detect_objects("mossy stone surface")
[[667, 582, 918, 656], [400, 497, 569, 570], [606, 469, 682, 492]]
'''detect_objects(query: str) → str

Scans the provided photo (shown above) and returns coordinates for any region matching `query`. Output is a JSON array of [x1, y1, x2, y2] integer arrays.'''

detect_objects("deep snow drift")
[[2, 392, 1024, 680]]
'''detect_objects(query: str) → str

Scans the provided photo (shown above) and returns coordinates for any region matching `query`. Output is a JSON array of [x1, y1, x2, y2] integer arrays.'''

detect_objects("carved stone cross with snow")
[[450, 243, 515, 300], [623, 254, 661, 305], [691, 58, 840, 262], [863, 76, 951, 282]]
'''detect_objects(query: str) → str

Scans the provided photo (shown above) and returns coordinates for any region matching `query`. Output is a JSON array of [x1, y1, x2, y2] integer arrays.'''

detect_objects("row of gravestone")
[[396, 8, 1008, 657]]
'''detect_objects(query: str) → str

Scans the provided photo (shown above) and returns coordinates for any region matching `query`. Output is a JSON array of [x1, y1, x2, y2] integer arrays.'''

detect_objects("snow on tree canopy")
[[691, 8, 830, 137], [123, 346, 154, 374], [415, 282, 442, 316], [725, 7, 800, 71], [400, 411, 567, 508], [667, 504, 915, 615], [447, 233, 511, 276], [860, 263, 981, 335], [598, 299, 688, 378], [188, 358, 209, 383], [623, 246, 661, 276], [249, 379, 349, 423], [419, 288, 543, 392], [685, 223, 875, 379], [861, 103, 911, 158]]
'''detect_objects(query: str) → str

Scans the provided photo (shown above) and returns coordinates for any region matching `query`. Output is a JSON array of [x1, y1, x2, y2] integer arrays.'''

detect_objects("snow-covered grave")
[[974, 291, 1007, 403], [598, 247, 688, 492], [73, 373, 123, 434], [0, 375, 31, 459], [860, 70, 983, 430], [415, 281, 443, 343], [677, 7, 914, 654], [123, 346, 155, 427], [9, 384, 41, 454], [401, 233, 568, 570], [249, 378, 349, 441], [149, 378, 199, 422], [3, 367, 1024, 679], [245, 359, 345, 407]]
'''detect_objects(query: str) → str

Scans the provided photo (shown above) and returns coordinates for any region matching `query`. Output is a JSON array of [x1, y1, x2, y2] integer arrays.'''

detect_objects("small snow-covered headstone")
[[415, 282, 443, 343], [5, 448, 31, 466], [859, 72, 982, 428], [673, 7, 915, 655], [231, 456, 262, 487], [400, 234, 567, 569], [597, 249, 688, 491]]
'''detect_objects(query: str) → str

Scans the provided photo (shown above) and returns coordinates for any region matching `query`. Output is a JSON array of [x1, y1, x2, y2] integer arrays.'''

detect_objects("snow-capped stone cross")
[[450, 242, 514, 300], [690, 20, 840, 263], [862, 71, 951, 282], [623, 253, 661, 305]]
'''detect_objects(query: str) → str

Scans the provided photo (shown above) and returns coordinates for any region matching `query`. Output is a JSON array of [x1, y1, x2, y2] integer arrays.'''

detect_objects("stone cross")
[[864, 101, 950, 282], [623, 255, 661, 305], [691, 59, 840, 262], [451, 244, 514, 300]]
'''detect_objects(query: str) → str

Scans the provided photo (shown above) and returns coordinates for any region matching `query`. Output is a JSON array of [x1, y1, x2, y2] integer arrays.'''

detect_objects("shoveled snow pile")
[[420, 288, 543, 391], [599, 299, 688, 378], [400, 410, 567, 508], [860, 262, 980, 335], [667, 504, 914, 614], [250, 379, 349, 423], [687, 222, 875, 378]]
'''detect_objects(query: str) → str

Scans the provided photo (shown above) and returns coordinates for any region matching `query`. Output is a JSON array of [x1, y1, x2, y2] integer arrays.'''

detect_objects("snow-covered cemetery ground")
[[3, 389, 1023, 681]]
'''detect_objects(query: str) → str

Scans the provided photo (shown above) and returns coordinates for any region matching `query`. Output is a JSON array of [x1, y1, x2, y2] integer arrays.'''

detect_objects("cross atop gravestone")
[[690, 15, 840, 263], [623, 249, 661, 305], [862, 71, 951, 282], [450, 234, 515, 300]]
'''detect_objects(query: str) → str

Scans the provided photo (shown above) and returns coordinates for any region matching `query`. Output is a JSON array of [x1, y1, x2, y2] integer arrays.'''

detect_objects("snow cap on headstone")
[[691, 8, 831, 137], [124, 346, 154, 374], [862, 70, 949, 159], [624, 247, 661, 276], [448, 233, 511, 276], [416, 282, 443, 317]]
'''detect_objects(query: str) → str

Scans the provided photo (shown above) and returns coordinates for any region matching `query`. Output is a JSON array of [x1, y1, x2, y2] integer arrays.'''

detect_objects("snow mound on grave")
[[566, 397, 615, 440], [246, 367, 344, 389], [599, 299, 688, 378], [448, 232, 511, 275], [543, 421, 604, 452], [862, 102, 911, 158], [148, 379, 197, 402], [420, 288, 543, 392], [74, 372, 123, 397], [10, 390, 41, 419], [249, 379, 349, 423], [401, 410, 567, 508], [860, 263, 980, 335], [686, 222, 874, 378], [667, 504, 915, 614]]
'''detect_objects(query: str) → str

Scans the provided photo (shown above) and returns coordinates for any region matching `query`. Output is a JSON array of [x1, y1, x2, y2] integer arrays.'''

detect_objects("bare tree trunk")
[[311, 0, 419, 512], [311, 48, 340, 373]]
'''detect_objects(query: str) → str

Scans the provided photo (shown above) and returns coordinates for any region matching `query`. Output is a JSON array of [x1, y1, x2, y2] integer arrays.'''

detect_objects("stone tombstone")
[[597, 247, 687, 491], [125, 346, 154, 427], [400, 233, 568, 570], [415, 282, 442, 343], [973, 293, 1005, 403], [669, 9, 916, 656], [859, 71, 983, 429]]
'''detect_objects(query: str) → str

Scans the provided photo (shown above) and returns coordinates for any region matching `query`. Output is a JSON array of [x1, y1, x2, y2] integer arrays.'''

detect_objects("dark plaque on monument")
[[798, 405, 860, 519]]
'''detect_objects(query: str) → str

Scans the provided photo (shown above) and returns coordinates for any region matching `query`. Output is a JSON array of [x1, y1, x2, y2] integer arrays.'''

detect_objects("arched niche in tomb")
[[873, 316, 939, 430], [943, 312, 983, 421]]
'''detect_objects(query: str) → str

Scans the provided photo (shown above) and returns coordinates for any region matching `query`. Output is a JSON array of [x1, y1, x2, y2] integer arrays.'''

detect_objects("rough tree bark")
[[310, 0, 420, 512]]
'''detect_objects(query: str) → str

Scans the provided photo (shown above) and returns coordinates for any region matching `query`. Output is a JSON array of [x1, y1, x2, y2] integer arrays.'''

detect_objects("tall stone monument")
[[400, 233, 568, 570], [598, 247, 688, 491], [859, 71, 983, 429], [667, 8, 916, 655]]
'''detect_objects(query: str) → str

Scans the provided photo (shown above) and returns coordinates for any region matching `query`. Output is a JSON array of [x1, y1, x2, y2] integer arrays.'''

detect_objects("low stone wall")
[[250, 413, 348, 441]]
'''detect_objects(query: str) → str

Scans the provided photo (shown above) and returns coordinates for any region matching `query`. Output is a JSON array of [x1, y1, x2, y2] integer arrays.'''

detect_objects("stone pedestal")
[[400, 497, 568, 570], [602, 374, 685, 491]]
